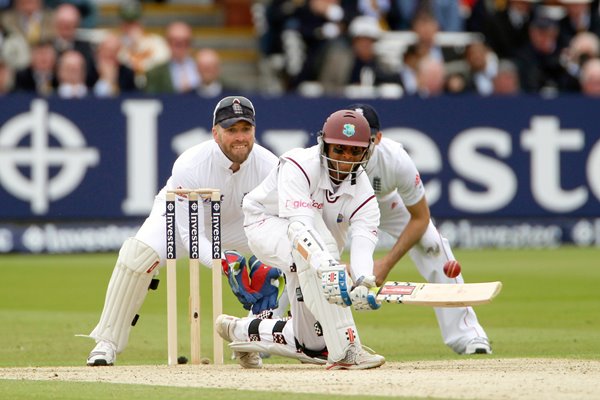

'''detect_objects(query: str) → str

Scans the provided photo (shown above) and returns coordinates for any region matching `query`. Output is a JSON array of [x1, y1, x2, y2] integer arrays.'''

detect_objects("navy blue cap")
[[346, 103, 380, 135]]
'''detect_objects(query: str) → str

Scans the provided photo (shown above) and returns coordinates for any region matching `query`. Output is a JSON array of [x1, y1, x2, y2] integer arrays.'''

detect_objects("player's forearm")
[[376, 217, 429, 284]]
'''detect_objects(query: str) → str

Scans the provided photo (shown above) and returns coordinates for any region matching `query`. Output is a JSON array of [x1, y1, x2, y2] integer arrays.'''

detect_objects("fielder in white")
[[85, 96, 282, 366], [349, 103, 491, 354], [216, 109, 386, 370]]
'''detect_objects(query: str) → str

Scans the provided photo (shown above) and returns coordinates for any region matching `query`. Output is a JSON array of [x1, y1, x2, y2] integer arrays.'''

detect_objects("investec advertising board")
[[0, 95, 599, 253]]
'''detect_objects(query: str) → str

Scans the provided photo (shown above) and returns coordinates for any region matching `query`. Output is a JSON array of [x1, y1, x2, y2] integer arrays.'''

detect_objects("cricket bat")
[[376, 281, 502, 307]]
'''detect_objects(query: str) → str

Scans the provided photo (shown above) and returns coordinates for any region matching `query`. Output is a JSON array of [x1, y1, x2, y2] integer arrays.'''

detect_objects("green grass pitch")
[[0, 247, 599, 399]]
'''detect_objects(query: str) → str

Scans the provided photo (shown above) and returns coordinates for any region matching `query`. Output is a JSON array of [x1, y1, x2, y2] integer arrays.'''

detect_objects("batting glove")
[[247, 256, 285, 315], [350, 275, 381, 311], [320, 263, 353, 307], [221, 250, 261, 310]]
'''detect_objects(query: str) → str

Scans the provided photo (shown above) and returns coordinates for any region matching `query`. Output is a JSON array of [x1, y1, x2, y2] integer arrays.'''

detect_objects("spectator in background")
[[493, 59, 521, 95], [560, 31, 600, 91], [289, 0, 359, 88], [410, 10, 460, 64], [318, 15, 395, 95], [0, 21, 31, 70], [13, 40, 57, 95], [453, 41, 499, 95], [52, 3, 96, 87], [92, 32, 137, 97], [514, 14, 567, 95], [56, 49, 87, 98], [393, 0, 464, 31], [0, 58, 15, 94], [579, 57, 600, 95], [0, 0, 55, 45], [1, 0, 55, 69], [44, 0, 98, 28], [557, 0, 600, 51], [116, 0, 169, 89], [415, 56, 446, 97], [397, 44, 425, 95], [145, 21, 198, 94], [482, 0, 538, 60], [355, 0, 401, 30], [195, 48, 225, 98]]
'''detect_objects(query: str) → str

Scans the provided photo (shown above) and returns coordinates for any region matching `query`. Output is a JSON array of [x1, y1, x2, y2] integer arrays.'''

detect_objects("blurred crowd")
[[0, 0, 227, 98], [257, 0, 600, 97], [2, 0, 600, 98]]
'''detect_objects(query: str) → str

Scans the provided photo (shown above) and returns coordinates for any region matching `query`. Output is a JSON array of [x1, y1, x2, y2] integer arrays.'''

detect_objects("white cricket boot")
[[326, 344, 385, 370], [87, 340, 116, 366], [215, 314, 262, 369], [464, 337, 492, 355]]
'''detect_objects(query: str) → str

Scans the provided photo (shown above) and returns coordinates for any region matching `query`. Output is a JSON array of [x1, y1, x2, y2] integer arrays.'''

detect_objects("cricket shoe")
[[215, 314, 262, 369], [87, 340, 116, 366], [326, 344, 385, 370], [464, 337, 492, 355]]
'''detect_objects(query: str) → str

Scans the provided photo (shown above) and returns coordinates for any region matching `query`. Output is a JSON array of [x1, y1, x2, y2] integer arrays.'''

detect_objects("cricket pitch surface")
[[1, 358, 598, 399]]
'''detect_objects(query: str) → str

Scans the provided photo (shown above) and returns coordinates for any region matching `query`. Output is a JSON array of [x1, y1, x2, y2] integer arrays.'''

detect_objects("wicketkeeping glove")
[[247, 256, 285, 315], [349, 275, 381, 311], [221, 250, 260, 311]]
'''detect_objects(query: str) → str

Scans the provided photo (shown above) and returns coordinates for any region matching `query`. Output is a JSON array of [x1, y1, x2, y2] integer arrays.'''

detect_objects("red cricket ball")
[[443, 260, 461, 278]]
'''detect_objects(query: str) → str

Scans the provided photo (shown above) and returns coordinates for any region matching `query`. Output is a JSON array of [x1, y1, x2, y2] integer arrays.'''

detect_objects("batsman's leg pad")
[[292, 254, 360, 361], [229, 341, 326, 365], [288, 221, 351, 306], [89, 237, 160, 352]]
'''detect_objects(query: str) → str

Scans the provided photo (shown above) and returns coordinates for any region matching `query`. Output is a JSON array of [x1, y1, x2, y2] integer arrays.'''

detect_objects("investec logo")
[[211, 201, 221, 258], [0, 100, 99, 214], [189, 201, 198, 259], [165, 200, 176, 259]]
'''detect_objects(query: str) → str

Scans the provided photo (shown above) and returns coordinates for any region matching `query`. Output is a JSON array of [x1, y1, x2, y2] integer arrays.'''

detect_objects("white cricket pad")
[[288, 221, 351, 306], [89, 237, 160, 352], [229, 341, 326, 365]]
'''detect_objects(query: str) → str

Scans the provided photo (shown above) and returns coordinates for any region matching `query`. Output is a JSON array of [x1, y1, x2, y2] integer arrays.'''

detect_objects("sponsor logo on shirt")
[[285, 199, 324, 210]]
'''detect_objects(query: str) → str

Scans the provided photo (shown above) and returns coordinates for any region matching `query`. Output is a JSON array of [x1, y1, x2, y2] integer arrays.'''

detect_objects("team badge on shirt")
[[342, 124, 355, 137], [337, 213, 344, 223]]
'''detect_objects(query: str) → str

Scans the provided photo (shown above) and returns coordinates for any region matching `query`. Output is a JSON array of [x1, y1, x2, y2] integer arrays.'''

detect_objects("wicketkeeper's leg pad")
[[88, 237, 160, 352]]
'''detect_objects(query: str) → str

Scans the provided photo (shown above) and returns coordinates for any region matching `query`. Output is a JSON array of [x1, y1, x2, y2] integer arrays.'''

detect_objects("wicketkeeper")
[[84, 96, 285, 366]]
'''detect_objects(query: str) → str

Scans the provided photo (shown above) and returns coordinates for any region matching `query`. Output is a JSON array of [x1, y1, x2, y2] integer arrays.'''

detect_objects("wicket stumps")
[[165, 188, 224, 366]]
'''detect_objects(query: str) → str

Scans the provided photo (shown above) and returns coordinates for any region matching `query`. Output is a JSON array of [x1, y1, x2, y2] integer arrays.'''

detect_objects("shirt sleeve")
[[348, 193, 380, 278], [394, 147, 425, 207]]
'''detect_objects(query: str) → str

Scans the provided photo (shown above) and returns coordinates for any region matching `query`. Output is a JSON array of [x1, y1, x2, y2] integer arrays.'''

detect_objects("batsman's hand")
[[247, 256, 285, 315], [350, 275, 381, 311], [221, 250, 260, 311], [320, 263, 353, 307]]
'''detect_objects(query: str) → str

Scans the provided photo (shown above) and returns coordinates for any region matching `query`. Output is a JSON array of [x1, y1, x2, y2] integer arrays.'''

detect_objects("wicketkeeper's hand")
[[349, 275, 381, 311], [247, 256, 285, 315], [221, 250, 260, 311]]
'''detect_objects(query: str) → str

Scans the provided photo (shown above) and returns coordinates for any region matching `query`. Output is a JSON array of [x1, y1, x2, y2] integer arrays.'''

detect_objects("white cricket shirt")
[[160, 140, 278, 267], [365, 137, 426, 206], [244, 145, 380, 277]]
